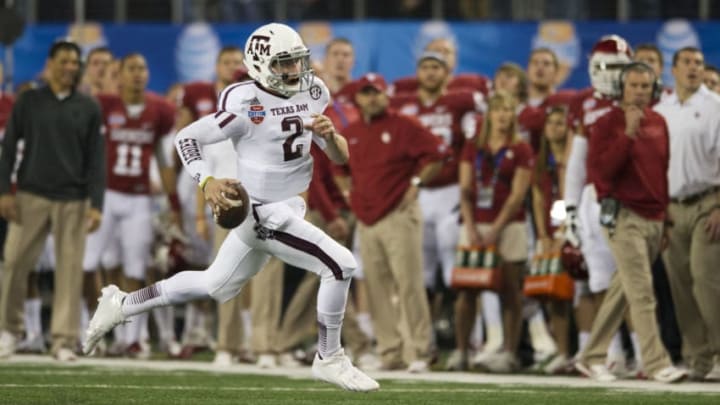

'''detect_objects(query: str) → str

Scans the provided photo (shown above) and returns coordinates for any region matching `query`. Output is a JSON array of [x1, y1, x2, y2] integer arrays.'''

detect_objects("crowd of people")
[[0, 21, 718, 390]]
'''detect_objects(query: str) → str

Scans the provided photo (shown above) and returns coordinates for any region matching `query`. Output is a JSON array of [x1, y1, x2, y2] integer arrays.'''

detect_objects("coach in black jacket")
[[0, 40, 105, 361]]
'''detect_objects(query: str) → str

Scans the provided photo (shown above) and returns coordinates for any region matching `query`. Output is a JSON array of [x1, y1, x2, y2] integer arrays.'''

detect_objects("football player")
[[390, 38, 492, 98], [85, 23, 378, 392], [391, 51, 483, 370], [82, 53, 180, 357]]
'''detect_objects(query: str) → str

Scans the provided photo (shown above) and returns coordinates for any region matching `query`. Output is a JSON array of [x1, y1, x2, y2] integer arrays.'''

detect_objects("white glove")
[[564, 205, 581, 248]]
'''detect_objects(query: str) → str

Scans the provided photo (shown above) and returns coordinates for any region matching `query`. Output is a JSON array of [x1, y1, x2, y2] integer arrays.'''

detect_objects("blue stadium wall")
[[2, 19, 715, 93]]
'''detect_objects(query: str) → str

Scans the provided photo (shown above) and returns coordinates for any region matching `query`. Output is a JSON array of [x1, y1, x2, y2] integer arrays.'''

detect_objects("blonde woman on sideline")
[[455, 91, 534, 372]]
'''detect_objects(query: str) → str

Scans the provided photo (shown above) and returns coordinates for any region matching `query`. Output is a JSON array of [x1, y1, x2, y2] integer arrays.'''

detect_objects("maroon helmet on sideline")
[[560, 241, 588, 280]]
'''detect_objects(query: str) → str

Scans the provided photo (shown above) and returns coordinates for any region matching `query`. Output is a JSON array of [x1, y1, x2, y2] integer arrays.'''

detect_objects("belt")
[[670, 186, 720, 205]]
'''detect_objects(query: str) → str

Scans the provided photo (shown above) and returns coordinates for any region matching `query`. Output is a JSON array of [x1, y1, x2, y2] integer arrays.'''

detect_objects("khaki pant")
[[215, 225, 251, 353], [0, 192, 88, 353], [581, 207, 671, 375], [249, 256, 283, 353], [458, 221, 528, 262], [663, 192, 720, 374], [358, 201, 431, 365]]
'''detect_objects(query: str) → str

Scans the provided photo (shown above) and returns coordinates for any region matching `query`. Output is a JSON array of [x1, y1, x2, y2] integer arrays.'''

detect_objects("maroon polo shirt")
[[341, 110, 448, 225], [588, 106, 669, 220]]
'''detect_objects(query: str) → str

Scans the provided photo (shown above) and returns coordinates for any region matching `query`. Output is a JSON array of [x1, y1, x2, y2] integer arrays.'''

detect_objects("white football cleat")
[[312, 349, 380, 392], [83, 285, 128, 355]]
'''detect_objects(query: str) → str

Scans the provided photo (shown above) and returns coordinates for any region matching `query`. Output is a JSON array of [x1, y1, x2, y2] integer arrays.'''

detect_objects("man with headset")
[[575, 62, 687, 383]]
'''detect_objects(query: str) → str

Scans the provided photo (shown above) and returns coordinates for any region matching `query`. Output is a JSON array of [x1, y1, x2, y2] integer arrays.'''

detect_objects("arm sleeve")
[[564, 135, 588, 207], [0, 96, 22, 194], [175, 112, 249, 184], [86, 102, 106, 211]]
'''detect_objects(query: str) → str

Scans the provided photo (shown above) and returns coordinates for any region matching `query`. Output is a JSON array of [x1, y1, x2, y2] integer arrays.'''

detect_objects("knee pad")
[[319, 247, 356, 281]]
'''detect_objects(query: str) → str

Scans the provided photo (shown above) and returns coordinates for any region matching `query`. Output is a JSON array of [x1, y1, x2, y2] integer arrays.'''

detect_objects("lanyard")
[[331, 100, 349, 128], [547, 152, 559, 200], [475, 147, 508, 188]]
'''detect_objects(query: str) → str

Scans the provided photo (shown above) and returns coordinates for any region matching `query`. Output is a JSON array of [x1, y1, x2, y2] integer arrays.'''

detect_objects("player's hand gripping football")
[[305, 113, 337, 141], [203, 178, 239, 211]]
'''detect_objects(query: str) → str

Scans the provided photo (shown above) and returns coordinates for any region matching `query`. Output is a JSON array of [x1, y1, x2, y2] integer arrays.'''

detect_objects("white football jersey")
[[176, 77, 330, 203]]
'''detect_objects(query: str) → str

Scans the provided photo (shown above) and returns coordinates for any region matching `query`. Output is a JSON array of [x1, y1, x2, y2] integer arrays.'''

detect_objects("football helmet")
[[244, 23, 314, 97], [560, 241, 588, 281], [588, 35, 632, 97]]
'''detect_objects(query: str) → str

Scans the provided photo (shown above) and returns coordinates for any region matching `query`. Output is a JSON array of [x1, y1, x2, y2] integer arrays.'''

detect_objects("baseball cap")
[[417, 51, 448, 67], [355, 73, 387, 93]]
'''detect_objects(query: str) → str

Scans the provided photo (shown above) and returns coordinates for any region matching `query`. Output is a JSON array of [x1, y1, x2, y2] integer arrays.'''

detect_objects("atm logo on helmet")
[[247, 35, 271, 57]]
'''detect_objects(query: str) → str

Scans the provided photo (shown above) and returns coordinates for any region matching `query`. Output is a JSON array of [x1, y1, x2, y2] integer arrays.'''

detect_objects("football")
[[214, 183, 250, 229]]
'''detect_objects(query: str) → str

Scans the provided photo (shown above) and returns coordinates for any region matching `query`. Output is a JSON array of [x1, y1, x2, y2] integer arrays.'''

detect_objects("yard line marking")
[[0, 383, 534, 394], [2, 356, 720, 394]]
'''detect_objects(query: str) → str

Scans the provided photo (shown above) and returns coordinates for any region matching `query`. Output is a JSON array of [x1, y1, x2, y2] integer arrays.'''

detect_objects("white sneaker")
[[483, 351, 518, 374], [471, 346, 503, 369], [445, 350, 468, 371], [704, 363, 720, 382], [161, 339, 182, 357], [653, 366, 688, 383], [213, 350, 234, 367], [0, 331, 17, 358], [278, 352, 302, 368], [256, 353, 277, 369], [126, 340, 151, 360], [312, 349, 379, 392], [83, 285, 128, 355], [16, 333, 46, 354], [407, 360, 429, 373], [54, 348, 77, 362], [575, 361, 617, 382], [543, 354, 570, 375], [607, 355, 630, 378]]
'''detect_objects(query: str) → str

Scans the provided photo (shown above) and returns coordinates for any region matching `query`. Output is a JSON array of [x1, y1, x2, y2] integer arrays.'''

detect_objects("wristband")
[[168, 193, 181, 212], [199, 175, 214, 192]]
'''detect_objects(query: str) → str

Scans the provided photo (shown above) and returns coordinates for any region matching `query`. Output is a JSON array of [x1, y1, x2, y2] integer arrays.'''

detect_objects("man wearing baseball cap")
[[335, 72, 448, 372]]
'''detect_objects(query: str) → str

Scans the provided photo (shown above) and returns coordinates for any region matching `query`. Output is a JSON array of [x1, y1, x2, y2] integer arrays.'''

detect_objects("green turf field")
[[1, 363, 718, 405]]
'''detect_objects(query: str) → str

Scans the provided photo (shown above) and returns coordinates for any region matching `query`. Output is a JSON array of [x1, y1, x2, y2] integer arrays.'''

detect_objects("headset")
[[618, 61, 662, 101]]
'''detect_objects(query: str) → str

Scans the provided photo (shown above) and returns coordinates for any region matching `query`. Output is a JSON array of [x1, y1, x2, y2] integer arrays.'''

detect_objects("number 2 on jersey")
[[113, 143, 142, 176], [282, 116, 304, 161]]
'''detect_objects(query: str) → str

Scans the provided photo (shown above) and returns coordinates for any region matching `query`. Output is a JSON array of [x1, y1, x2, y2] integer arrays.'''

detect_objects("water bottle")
[[483, 245, 497, 269], [530, 254, 541, 276], [539, 253, 551, 275], [456, 247, 468, 267], [468, 248, 481, 268], [549, 253, 561, 274]]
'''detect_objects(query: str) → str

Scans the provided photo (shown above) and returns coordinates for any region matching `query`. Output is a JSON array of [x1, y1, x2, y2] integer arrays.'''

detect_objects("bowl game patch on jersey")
[[248, 98, 266, 124]]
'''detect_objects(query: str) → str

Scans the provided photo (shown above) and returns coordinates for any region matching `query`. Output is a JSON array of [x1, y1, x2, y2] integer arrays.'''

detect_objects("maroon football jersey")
[[0, 92, 14, 140], [181, 81, 218, 120], [391, 90, 483, 187], [391, 73, 492, 98], [99, 92, 176, 194], [568, 90, 617, 189]]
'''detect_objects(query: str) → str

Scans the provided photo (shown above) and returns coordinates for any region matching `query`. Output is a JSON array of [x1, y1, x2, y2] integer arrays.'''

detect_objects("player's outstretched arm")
[[306, 113, 349, 164]]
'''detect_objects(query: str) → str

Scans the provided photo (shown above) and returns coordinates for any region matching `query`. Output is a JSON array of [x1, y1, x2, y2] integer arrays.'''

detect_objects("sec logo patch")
[[248, 105, 266, 124], [309, 84, 322, 100]]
